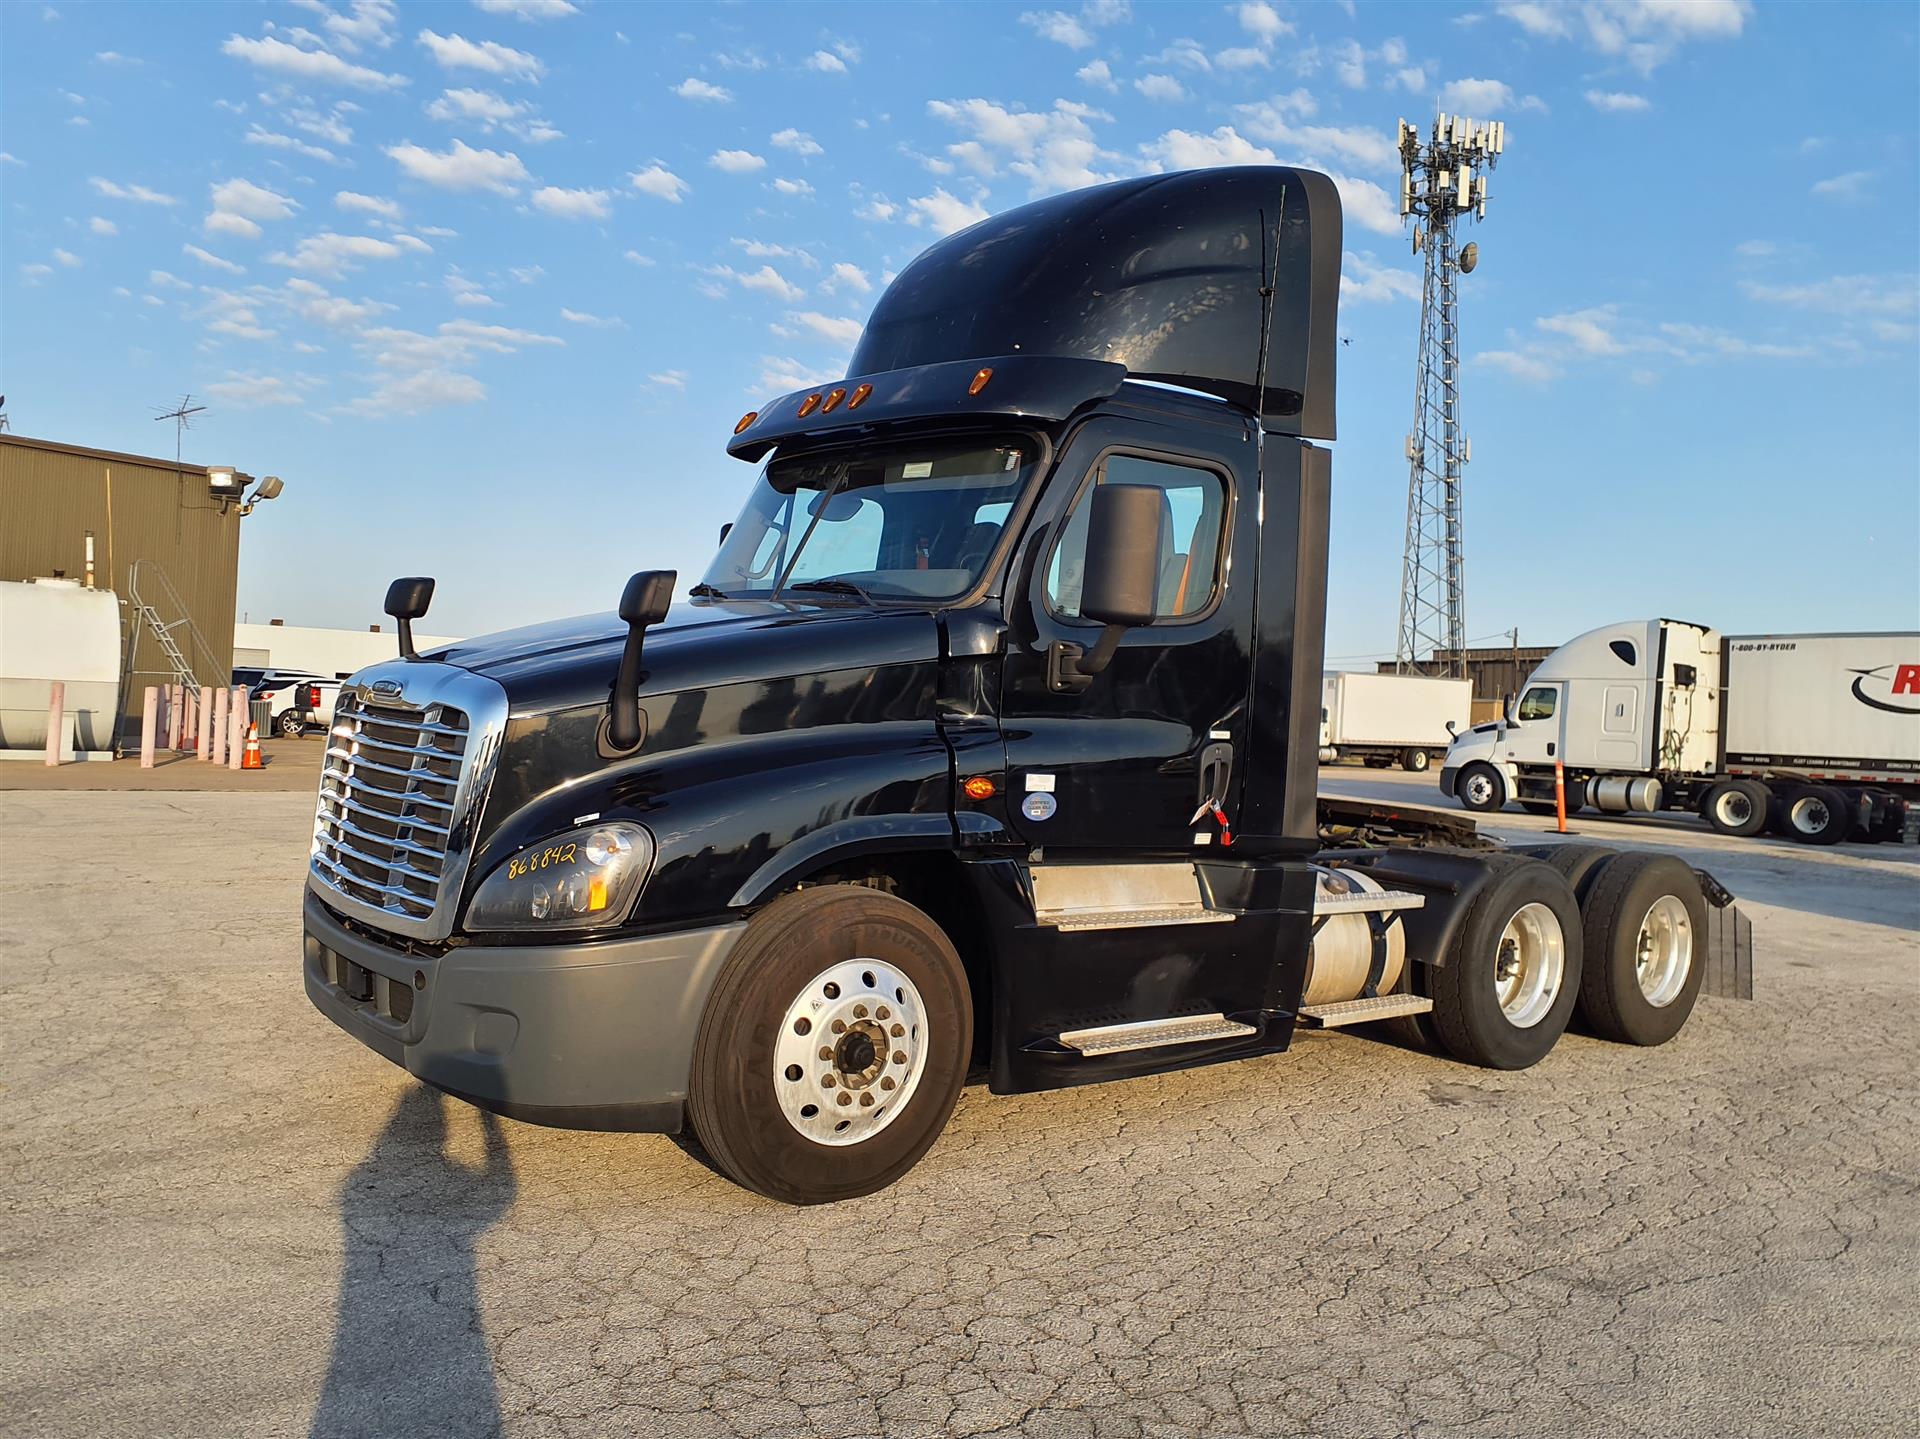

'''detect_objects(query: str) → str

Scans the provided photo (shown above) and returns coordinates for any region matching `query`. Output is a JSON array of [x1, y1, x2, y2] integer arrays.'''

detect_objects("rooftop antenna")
[[1393, 113, 1504, 678], [152, 394, 207, 466]]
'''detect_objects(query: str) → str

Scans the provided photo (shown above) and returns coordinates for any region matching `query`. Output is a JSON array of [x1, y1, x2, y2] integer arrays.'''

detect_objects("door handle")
[[1197, 740, 1233, 808], [1547, 741, 1556, 757]]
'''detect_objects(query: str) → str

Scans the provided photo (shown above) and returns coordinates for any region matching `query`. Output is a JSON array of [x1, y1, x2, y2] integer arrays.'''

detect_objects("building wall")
[[234, 622, 464, 680], [1, 434, 244, 722], [1379, 645, 1559, 722]]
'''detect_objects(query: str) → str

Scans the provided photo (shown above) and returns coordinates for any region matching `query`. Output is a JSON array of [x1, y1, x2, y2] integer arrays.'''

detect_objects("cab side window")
[[1517, 686, 1557, 722], [1045, 454, 1227, 622]]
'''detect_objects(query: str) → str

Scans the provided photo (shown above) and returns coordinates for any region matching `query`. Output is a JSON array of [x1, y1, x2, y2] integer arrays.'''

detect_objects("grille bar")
[[307, 663, 509, 941]]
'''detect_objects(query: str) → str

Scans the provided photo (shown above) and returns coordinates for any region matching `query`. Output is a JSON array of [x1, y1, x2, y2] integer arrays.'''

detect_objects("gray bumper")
[[303, 892, 743, 1132], [1437, 765, 1460, 799]]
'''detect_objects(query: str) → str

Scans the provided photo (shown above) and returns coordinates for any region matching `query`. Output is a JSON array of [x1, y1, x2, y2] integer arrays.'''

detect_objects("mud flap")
[[1698, 879, 1754, 1001]]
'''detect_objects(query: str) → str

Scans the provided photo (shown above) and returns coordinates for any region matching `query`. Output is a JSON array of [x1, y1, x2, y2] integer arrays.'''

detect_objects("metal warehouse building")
[[1, 433, 249, 729]]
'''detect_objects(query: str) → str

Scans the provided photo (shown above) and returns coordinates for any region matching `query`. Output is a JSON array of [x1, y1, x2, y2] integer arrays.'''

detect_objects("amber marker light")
[[963, 775, 997, 801], [820, 387, 848, 413], [968, 366, 994, 396], [733, 410, 759, 434], [847, 383, 873, 410], [796, 392, 823, 418]]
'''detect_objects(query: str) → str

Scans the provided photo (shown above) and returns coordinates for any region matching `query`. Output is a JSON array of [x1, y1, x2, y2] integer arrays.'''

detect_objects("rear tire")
[[1701, 778, 1770, 837], [688, 886, 972, 1205], [275, 710, 304, 739], [1781, 784, 1855, 845], [1402, 747, 1432, 773], [1575, 853, 1706, 1045], [1430, 858, 1583, 1070], [1457, 761, 1507, 813], [1519, 842, 1619, 902]]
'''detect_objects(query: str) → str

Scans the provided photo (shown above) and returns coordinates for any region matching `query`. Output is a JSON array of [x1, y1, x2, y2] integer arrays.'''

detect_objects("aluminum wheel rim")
[[1635, 894, 1693, 1007], [1789, 796, 1828, 833], [1465, 772, 1495, 805], [1492, 901, 1564, 1029], [774, 958, 928, 1147]]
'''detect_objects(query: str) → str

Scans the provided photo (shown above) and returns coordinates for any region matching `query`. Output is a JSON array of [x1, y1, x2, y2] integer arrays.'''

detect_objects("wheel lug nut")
[[831, 1019, 846, 1034], [892, 1051, 907, 1065], [876, 1005, 890, 1021], [836, 1091, 852, 1106], [819, 1046, 833, 1061], [820, 1074, 835, 1087], [860, 1092, 875, 1107], [881, 1077, 896, 1091], [890, 1023, 905, 1038], [853, 1003, 868, 1019]]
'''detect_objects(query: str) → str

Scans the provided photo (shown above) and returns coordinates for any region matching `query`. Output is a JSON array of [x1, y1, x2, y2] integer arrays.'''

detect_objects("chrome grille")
[[308, 662, 508, 941]]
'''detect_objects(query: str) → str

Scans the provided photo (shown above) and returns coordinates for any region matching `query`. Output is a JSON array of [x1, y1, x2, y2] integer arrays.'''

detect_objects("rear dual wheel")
[[1430, 857, 1583, 1070], [1575, 853, 1706, 1045], [1779, 783, 1855, 845]]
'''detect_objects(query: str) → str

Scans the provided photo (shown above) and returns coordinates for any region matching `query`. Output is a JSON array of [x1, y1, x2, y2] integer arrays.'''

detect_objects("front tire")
[[1457, 761, 1507, 812], [1575, 853, 1706, 1046], [688, 885, 972, 1205], [1430, 858, 1582, 1070]]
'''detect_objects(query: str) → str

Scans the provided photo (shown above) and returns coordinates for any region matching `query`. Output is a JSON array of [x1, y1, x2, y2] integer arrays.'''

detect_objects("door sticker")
[[1024, 773, 1056, 793], [1021, 792, 1058, 822]]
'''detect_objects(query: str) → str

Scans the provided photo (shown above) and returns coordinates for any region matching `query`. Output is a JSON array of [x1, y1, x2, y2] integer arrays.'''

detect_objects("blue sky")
[[4, 0, 1915, 662]]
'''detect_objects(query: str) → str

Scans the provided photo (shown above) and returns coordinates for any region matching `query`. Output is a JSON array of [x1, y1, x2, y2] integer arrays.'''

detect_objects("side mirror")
[[1050, 484, 1163, 690], [1502, 692, 1518, 727], [607, 570, 676, 751], [384, 576, 435, 660], [1445, 718, 1457, 737]]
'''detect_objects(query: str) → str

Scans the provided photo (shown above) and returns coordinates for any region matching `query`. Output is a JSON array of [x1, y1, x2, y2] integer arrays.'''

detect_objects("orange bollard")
[[241, 723, 264, 769], [1554, 759, 1569, 834]]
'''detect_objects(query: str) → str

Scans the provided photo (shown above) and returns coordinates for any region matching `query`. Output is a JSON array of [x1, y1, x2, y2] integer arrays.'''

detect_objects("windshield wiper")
[[688, 582, 729, 599], [785, 578, 876, 606]]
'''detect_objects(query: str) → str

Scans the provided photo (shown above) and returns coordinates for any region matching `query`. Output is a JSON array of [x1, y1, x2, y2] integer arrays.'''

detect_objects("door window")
[[1517, 686, 1557, 722], [1045, 454, 1227, 621]]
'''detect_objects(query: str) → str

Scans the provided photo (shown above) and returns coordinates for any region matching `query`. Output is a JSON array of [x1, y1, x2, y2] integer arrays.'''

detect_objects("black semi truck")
[[304, 167, 1748, 1205]]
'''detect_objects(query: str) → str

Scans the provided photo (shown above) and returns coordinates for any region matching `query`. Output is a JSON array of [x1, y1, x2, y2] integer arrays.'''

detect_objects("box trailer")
[[1318, 672, 1472, 772], [1439, 618, 1918, 844]]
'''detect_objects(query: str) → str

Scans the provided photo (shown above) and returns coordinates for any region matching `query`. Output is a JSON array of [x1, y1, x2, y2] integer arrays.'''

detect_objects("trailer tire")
[[687, 885, 972, 1206], [1430, 859, 1582, 1070], [1701, 778, 1769, 837], [1781, 784, 1855, 846], [1402, 747, 1432, 773], [1575, 853, 1706, 1045], [1457, 761, 1507, 813]]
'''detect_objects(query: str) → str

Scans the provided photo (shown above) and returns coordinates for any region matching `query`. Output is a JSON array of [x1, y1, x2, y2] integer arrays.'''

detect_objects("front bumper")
[[303, 892, 743, 1132], [1437, 765, 1460, 799]]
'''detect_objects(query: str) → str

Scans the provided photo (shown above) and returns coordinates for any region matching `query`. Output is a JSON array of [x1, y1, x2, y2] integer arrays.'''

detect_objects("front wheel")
[[687, 885, 973, 1205], [1457, 761, 1507, 812], [1430, 858, 1583, 1069]]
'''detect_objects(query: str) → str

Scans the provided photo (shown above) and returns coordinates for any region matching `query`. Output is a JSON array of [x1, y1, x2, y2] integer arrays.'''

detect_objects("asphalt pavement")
[[1, 775, 1915, 1438]]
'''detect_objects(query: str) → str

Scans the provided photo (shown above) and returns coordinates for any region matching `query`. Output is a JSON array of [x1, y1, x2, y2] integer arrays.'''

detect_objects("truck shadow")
[[310, 1086, 516, 1439]]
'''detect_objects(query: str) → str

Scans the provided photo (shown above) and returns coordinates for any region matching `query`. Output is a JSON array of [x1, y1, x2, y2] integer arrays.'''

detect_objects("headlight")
[[464, 822, 655, 934]]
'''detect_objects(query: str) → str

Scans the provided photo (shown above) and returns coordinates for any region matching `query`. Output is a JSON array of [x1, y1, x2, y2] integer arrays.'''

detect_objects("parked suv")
[[258, 675, 341, 738]]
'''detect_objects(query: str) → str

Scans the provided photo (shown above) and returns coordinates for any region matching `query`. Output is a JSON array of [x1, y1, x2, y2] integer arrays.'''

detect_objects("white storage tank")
[[0, 578, 123, 756]]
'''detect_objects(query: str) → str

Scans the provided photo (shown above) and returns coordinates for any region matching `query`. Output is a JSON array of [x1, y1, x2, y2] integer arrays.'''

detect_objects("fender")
[[728, 812, 960, 907]]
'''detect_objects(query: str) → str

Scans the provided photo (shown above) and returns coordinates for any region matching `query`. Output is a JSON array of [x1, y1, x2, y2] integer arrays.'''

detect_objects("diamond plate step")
[[1296, 994, 1435, 1028], [1058, 1013, 1258, 1056], [1050, 904, 1237, 932], [1313, 890, 1426, 915]]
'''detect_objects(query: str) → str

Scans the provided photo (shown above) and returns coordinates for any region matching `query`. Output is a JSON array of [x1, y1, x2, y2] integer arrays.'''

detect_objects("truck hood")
[[423, 600, 943, 716]]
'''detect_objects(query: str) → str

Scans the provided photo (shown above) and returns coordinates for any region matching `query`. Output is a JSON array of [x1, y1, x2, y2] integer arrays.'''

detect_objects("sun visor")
[[848, 166, 1342, 440]]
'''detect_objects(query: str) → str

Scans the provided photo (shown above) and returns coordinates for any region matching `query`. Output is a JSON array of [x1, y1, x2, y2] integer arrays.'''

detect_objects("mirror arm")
[[608, 632, 647, 750], [1075, 622, 1127, 678]]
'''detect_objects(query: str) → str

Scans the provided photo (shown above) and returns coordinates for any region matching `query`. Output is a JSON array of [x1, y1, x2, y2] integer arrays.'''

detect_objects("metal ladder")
[[125, 559, 219, 699]]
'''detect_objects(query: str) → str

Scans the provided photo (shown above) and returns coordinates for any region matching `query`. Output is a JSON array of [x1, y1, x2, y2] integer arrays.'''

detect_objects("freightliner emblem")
[[370, 680, 404, 698]]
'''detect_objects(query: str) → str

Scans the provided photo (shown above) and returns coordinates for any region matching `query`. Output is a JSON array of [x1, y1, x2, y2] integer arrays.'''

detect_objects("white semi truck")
[[1318, 672, 1472, 773], [1439, 619, 1919, 845]]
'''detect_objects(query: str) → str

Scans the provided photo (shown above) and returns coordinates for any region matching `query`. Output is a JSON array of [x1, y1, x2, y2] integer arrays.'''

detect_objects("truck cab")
[[303, 168, 1735, 1204]]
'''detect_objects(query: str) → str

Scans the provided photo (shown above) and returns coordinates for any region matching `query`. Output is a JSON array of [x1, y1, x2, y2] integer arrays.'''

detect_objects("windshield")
[[699, 438, 1035, 602]]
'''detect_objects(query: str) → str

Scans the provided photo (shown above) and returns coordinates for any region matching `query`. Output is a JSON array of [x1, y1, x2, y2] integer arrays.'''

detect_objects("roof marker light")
[[847, 383, 873, 410], [733, 410, 759, 434], [820, 386, 848, 414], [796, 392, 822, 418], [968, 366, 994, 396]]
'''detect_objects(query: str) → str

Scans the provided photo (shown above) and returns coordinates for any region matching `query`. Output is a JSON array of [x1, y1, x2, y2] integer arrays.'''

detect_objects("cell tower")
[[1394, 112, 1503, 677]]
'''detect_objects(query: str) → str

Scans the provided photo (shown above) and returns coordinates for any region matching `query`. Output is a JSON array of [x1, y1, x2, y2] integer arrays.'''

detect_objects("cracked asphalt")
[[2, 783, 1915, 1438]]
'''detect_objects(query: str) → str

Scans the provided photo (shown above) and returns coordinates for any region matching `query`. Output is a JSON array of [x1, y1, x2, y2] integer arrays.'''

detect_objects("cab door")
[[1505, 682, 1566, 765], [997, 411, 1255, 855]]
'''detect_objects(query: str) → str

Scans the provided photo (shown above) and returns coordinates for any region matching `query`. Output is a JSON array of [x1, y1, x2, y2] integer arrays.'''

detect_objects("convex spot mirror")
[[806, 490, 865, 523]]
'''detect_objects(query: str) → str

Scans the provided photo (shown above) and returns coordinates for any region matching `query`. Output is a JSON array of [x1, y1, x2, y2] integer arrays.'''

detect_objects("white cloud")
[[1437, 77, 1517, 113], [770, 177, 815, 197], [183, 243, 244, 274], [1477, 348, 1559, 383], [926, 98, 1117, 195], [1141, 125, 1276, 170], [710, 148, 767, 173], [89, 216, 117, 236], [1810, 170, 1873, 201], [1, 152, 24, 166], [1021, 10, 1093, 49], [473, 0, 578, 18], [19, 264, 53, 283], [149, 270, 192, 290], [710, 264, 805, 302], [673, 77, 731, 102], [856, 197, 897, 222], [529, 185, 610, 219], [734, 238, 812, 261], [622, 249, 656, 266], [646, 370, 687, 390], [205, 372, 312, 408], [426, 86, 523, 124], [347, 369, 488, 415], [1741, 273, 1917, 319], [1341, 251, 1423, 303], [1235, 102, 1397, 170], [285, 276, 389, 326], [1134, 74, 1186, 102], [94, 50, 141, 65], [629, 163, 689, 202], [1215, 48, 1271, 71], [205, 178, 298, 240], [53, 248, 82, 268], [1538, 306, 1628, 356], [443, 272, 496, 307], [90, 177, 177, 205], [1586, 89, 1651, 112], [758, 355, 843, 393], [1076, 59, 1116, 91], [790, 311, 864, 344], [906, 187, 990, 235], [1495, 0, 1750, 74], [336, 190, 402, 219], [1151, 38, 1213, 73], [268, 231, 419, 276], [824, 262, 872, 294], [244, 124, 339, 163], [560, 307, 626, 328], [387, 138, 529, 193], [1239, 2, 1291, 42], [221, 33, 406, 90], [804, 50, 849, 73], [771, 127, 822, 155], [417, 30, 544, 81]]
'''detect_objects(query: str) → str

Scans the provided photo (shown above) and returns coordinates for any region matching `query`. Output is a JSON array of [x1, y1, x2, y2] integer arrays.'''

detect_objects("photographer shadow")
[[310, 1086, 516, 1439]]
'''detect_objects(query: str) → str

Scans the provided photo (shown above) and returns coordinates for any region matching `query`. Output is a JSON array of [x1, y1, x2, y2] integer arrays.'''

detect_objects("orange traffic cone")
[[241, 722, 264, 770]]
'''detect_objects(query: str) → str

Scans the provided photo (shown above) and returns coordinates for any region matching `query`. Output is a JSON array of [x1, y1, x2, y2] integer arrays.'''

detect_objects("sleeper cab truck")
[[302, 169, 1743, 1205], [1440, 619, 1919, 845]]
